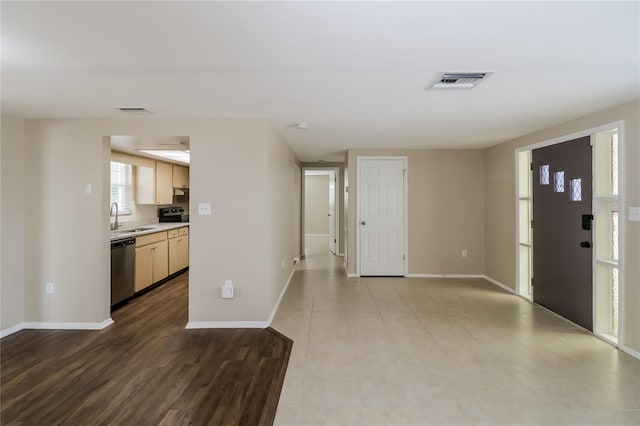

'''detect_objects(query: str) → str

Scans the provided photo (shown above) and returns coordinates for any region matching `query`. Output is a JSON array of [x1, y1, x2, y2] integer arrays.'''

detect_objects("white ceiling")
[[2, 1, 639, 162]]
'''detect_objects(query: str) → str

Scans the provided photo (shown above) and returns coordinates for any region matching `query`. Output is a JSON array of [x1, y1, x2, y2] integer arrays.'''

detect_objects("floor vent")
[[430, 72, 492, 90]]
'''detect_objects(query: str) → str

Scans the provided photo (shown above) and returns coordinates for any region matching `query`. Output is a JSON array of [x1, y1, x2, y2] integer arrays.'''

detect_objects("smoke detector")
[[430, 72, 493, 90]]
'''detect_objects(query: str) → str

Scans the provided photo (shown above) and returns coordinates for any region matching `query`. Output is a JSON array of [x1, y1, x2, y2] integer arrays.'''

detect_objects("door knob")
[[580, 241, 591, 248], [361, 221, 366, 225]]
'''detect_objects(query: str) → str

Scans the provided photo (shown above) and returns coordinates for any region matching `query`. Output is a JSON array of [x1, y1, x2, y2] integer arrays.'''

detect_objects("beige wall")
[[22, 120, 111, 324], [484, 99, 640, 354], [304, 175, 330, 235], [1, 114, 25, 332], [346, 149, 485, 276], [2, 117, 299, 329], [266, 125, 301, 313]]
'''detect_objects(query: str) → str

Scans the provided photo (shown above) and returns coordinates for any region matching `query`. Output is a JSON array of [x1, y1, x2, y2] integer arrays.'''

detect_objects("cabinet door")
[[152, 240, 169, 282], [135, 166, 155, 204], [155, 162, 173, 205], [135, 245, 153, 291], [178, 235, 189, 270], [168, 237, 180, 275], [172, 165, 189, 189]]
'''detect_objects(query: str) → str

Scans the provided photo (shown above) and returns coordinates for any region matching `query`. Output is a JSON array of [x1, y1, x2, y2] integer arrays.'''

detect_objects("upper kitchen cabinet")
[[172, 165, 189, 189], [135, 161, 173, 205], [156, 162, 173, 204]]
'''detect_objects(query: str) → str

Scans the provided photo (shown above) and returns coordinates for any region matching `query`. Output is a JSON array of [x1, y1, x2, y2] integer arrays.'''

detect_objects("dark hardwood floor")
[[0, 273, 292, 426]]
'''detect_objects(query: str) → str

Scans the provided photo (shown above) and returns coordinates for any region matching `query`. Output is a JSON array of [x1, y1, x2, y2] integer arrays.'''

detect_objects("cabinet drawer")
[[167, 229, 179, 239], [136, 231, 167, 247], [179, 227, 189, 236]]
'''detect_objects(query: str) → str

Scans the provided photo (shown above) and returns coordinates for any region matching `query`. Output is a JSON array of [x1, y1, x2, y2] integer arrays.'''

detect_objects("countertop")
[[110, 222, 189, 241]]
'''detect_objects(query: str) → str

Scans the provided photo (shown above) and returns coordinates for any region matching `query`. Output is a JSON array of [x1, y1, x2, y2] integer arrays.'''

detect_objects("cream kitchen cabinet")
[[134, 161, 173, 205], [168, 227, 189, 275], [134, 231, 168, 292], [172, 165, 189, 189], [155, 162, 173, 204]]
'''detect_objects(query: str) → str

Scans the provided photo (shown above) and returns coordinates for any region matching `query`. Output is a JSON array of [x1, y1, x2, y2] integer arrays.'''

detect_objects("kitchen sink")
[[121, 227, 157, 233]]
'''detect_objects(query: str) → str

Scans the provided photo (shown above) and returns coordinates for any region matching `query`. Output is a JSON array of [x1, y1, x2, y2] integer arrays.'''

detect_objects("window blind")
[[110, 161, 132, 215]]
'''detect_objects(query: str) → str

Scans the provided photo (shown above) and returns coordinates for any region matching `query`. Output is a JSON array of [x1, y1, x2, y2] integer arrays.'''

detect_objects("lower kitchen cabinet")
[[135, 232, 169, 292], [168, 227, 189, 275]]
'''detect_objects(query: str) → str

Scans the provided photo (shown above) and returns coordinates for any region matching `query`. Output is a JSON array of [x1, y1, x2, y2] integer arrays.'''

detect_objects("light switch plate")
[[198, 203, 211, 216], [629, 207, 640, 222]]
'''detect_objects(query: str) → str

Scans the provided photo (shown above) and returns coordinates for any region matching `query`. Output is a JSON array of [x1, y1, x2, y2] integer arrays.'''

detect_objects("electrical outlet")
[[46, 282, 54, 294], [222, 280, 234, 299], [462, 249, 468, 258]]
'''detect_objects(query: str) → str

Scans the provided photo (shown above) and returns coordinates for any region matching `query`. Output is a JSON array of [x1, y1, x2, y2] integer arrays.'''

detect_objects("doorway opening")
[[515, 123, 624, 345], [108, 135, 191, 313], [303, 168, 340, 257]]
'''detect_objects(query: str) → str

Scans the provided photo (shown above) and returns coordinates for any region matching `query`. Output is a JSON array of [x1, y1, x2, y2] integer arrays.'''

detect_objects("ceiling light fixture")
[[295, 122, 309, 129], [138, 149, 190, 164]]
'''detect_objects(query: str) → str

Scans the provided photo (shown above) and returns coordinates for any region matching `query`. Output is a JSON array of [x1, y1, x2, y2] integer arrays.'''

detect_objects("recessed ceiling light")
[[295, 122, 309, 129], [138, 149, 190, 164]]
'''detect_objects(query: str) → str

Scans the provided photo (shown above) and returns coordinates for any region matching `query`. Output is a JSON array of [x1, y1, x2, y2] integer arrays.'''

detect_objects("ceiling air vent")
[[114, 106, 152, 114], [430, 72, 491, 90]]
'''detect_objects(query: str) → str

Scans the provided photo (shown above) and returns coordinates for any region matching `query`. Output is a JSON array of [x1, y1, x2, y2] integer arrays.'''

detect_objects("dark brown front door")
[[532, 137, 593, 331]]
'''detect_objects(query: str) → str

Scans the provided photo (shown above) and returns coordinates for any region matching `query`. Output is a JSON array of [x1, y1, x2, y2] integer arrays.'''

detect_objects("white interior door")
[[329, 171, 336, 254], [358, 158, 406, 276]]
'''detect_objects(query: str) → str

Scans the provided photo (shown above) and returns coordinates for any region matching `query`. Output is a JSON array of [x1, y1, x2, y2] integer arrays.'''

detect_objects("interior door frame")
[[514, 120, 626, 345], [301, 167, 340, 257], [356, 156, 408, 277]]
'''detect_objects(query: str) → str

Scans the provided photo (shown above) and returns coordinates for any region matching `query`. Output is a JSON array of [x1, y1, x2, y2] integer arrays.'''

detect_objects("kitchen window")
[[110, 161, 133, 215]]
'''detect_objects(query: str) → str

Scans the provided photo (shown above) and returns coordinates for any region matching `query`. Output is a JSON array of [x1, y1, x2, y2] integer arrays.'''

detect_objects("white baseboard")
[[22, 318, 114, 330], [481, 275, 517, 294], [1, 322, 25, 338], [344, 261, 358, 277], [186, 264, 298, 330], [405, 273, 485, 279], [186, 321, 269, 329], [267, 266, 297, 326], [305, 234, 330, 237], [620, 344, 640, 361]]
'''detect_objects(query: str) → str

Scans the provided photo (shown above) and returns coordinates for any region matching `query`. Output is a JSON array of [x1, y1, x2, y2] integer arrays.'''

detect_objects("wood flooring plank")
[[0, 272, 293, 426]]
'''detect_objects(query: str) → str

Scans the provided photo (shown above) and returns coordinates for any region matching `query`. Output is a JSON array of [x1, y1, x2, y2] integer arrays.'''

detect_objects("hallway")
[[271, 253, 640, 425]]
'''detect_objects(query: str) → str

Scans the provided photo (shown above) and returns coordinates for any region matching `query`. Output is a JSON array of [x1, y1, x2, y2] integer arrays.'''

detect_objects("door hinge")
[[531, 277, 534, 287], [403, 254, 405, 260], [334, 239, 337, 243], [530, 220, 534, 228], [530, 162, 533, 171]]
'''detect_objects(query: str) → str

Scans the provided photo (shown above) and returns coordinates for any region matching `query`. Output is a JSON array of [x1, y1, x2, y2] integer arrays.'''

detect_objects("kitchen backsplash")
[[114, 202, 189, 229]]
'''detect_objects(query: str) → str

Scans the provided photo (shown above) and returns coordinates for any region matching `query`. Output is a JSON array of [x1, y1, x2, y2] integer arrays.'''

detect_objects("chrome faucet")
[[110, 202, 119, 231]]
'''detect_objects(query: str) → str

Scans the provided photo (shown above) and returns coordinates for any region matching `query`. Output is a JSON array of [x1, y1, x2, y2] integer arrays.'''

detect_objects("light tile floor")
[[271, 254, 640, 426]]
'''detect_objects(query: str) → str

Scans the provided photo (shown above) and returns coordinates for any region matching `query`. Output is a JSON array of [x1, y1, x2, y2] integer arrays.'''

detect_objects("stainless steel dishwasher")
[[111, 237, 135, 307]]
